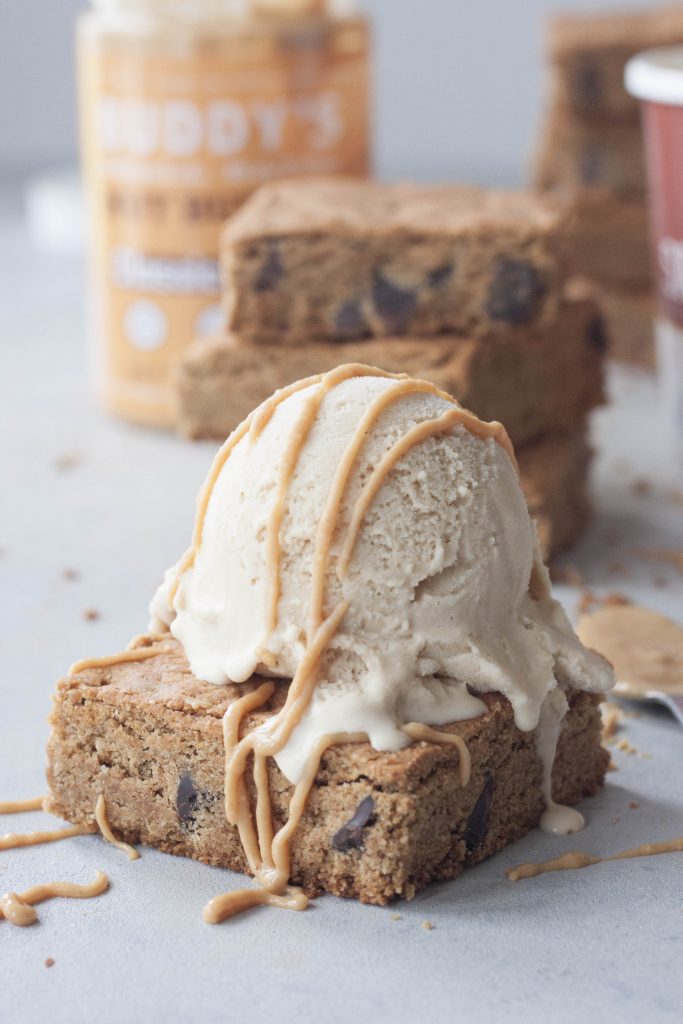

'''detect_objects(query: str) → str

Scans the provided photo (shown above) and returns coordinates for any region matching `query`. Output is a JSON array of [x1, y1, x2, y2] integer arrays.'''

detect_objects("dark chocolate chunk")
[[484, 257, 546, 326], [253, 246, 283, 291], [334, 299, 368, 339], [427, 262, 454, 288], [587, 313, 608, 354], [571, 61, 602, 111], [372, 270, 417, 334], [176, 773, 200, 828], [464, 775, 494, 853], [176, 775, 217, 829], [332, 795, 376, 852], [579, 142, 605, 186]]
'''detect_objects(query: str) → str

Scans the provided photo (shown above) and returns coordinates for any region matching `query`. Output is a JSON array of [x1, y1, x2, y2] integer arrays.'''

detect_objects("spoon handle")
[[655, 693, 683, 727]]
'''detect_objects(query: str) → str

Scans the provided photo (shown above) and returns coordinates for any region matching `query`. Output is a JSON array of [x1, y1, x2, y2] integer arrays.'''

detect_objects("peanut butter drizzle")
[[506, 836, 683, 882], [69, 646, 160, 676], [221, 681, 276, 874], [206, 729, 366, 923], [0, 871, 109, 927], [0, 797, 45, 814], [168, 368, 355, 609], [337, 407, 514, 579], [0, 823, 97, 850], [262, 364, 400, 635], [95, 794, 140, 860], [203, 885, 308, 924], [186, 365, 516, 921], [309, 376, 459, 634], [401, 723, 471, 787]]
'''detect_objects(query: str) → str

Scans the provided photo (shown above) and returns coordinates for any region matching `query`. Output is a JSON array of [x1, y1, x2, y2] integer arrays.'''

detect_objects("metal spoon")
[[615, 683, 683, 727]]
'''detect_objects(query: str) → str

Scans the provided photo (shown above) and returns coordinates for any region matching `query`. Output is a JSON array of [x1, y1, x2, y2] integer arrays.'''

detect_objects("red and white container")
[[626, 47, 683, 478]]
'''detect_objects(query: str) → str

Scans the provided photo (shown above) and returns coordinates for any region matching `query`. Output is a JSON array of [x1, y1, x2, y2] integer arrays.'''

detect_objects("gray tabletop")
[[1, 216, 682, 1024]]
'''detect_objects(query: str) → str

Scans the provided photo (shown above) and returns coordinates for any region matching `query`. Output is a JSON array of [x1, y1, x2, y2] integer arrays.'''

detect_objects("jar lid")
[[626, 46, 683, 107]]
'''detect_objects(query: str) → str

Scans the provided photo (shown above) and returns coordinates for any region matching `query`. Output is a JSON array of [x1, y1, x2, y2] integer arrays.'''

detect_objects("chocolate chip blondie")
[[176, 292, 605, 450], [534, 115, 646, 198], [220, 179, 569, 344], [562, 191, 650, 288], [45, 637, 608, 905], [517, 427, 592, 558], [597, 285, 655, 369], [548, 4, 683, 120]]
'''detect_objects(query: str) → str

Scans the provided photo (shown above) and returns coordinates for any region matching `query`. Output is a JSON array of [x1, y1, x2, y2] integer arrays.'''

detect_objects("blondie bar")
[[534, 114, 646, 198], [597, 285, 655, 369], [220, 179, 569, 344], [518, 428, 592, 557], [177, 294, 604, 451], [45, 637, 608, 905], [548, 5, 683, 120], [563, 192, 650, 288]]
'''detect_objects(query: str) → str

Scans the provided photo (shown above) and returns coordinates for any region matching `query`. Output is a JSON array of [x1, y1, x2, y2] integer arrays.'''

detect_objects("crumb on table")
[[54, 453, 82, 472]]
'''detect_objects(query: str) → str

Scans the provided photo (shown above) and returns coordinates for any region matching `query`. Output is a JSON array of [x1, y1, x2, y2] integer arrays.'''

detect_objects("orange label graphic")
[[79, 21, 370, 426]]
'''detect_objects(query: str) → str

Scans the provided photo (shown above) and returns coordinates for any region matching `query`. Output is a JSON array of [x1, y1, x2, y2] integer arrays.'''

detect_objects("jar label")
[[79, 24, 370, 425]]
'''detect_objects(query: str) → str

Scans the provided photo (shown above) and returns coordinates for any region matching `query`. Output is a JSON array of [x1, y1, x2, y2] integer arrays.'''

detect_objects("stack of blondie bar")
[[534, 3, 683, 368], [175, 178, 607, 559]]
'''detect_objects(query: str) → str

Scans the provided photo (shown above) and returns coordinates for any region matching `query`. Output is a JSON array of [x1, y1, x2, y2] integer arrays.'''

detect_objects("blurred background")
[[0, 0, 669, 190]]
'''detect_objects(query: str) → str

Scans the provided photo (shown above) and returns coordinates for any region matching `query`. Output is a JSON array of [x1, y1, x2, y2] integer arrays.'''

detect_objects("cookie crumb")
[[604, 593, 631, 607], [62, 567, 80, 581], [629, 801, 640, 810], [577, 590, 598, 616], [601, 703, 622, 740], [54, 453, 82, 472], [632, 478, 652, 497], [550, 564, 583, 587], [612, 458, 632, 476], [82, 608, 101, 622], [611, 815, 621, 825], [421, 919, 434, 931], [45, 958, 55, 968], [391, 913, 402, 921], [616, 738, 637, 756], [608, 759, 618, 772], [640, 547, 683, 576]]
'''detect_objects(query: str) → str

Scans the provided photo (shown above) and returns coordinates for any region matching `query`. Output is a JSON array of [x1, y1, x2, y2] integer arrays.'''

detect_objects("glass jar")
[[78, 0, 371, 426]]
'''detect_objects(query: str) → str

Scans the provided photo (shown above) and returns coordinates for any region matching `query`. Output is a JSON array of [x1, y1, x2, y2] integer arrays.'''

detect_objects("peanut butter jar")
[[78, 0, 371, 426]]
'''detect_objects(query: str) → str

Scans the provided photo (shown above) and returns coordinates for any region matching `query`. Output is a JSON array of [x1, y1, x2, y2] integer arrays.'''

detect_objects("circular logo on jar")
[[123, 299, 167, 351], [195, 303, 223, 338]]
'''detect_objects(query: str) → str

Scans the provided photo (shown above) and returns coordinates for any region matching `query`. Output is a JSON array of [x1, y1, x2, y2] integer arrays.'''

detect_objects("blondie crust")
[[220, 179, 569, 344], [176, 295, 605, 450], [45, 637, 608, 905]]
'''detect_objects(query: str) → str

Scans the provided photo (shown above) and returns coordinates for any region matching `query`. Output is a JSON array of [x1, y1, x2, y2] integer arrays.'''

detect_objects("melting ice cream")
[[151, 366, 613, 835]]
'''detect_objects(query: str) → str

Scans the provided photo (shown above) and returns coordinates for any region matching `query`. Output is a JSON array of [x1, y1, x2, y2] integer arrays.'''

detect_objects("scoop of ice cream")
[[151, 369, 613, 784]]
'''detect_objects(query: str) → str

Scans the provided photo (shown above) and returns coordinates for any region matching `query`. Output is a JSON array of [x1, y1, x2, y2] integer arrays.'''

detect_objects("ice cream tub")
[[626, 47, 683, 478]]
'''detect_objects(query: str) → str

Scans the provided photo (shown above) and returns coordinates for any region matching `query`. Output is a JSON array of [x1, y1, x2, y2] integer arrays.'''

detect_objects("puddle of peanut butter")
[[577, 604, 683, 696]]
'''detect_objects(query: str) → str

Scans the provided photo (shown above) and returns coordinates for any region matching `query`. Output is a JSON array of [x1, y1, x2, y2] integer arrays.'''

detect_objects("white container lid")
[[626, 46, 683, 106]]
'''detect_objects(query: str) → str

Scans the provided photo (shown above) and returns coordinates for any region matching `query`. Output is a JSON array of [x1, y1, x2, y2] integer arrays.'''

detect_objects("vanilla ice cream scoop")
[[151, 366, 613, 821]]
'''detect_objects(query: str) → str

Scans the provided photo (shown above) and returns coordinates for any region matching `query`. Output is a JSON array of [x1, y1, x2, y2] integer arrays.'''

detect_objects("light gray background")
[[0, 0, 671, 185]]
